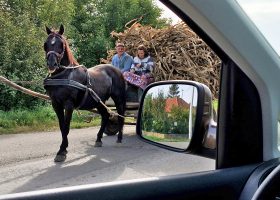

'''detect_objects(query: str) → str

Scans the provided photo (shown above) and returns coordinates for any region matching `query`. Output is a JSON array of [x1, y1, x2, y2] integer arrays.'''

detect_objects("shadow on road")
[[11, 133, 163, 194]]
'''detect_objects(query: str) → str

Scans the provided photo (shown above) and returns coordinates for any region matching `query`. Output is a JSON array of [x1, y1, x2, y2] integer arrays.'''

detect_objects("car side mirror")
[[136, 81, 216, 157]]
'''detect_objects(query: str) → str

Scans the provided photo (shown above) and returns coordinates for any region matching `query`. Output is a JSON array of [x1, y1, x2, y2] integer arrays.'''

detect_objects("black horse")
[[43, 25, 126, 162]]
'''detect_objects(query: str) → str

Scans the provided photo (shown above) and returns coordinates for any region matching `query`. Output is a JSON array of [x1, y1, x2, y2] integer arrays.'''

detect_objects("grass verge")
[[0, 106, 101, 134]]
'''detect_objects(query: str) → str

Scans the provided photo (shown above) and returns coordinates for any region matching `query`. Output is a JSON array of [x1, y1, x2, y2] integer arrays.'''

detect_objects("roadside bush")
[[0, 115, 16, 128], [0, 105, 102, 134]]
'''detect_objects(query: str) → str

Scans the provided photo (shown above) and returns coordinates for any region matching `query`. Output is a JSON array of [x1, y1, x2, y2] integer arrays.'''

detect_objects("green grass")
[[213, 99, 218, 111], [143, 134, 190, 142], [143, 131, 189, 142], [0, 106, 102, 134]]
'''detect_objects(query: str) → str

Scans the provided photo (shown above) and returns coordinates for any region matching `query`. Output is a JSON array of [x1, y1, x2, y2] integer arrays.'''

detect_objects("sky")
[[237, 0, 280, 56], [156, 1, 181, 24], [157, 0, 280, 56], [147, 84, 198, 105]]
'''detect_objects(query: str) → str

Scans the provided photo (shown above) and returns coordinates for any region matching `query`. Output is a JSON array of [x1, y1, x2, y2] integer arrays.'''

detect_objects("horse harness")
[[43, 65, 124, 119]]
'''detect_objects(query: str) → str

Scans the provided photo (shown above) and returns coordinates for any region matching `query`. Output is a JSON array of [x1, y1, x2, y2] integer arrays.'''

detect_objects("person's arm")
[[130, 62, 136, 73], [133, 57, 142, 69], [131, 57, 137, 68], [111, 55, 117, 68], [146, 57, 154, 72], [121, 56, 133, 73]]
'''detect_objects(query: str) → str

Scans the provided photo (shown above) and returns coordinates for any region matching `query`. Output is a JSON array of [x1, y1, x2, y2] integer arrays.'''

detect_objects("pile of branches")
[[101, 22, 221, 98]]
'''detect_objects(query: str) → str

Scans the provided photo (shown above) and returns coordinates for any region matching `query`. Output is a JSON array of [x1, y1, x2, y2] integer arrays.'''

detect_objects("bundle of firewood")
[[101, 22, 221, 98]]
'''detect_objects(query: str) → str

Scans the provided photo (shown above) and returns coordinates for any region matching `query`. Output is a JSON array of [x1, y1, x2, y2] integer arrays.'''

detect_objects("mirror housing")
[[136, 80, 216, 158]]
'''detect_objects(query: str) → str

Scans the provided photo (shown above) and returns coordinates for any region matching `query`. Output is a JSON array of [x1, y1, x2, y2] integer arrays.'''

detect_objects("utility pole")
[[188, 86, 195, 139]]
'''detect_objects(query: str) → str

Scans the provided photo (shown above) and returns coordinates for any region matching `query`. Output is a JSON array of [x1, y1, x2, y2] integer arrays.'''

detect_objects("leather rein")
[[43, 65, 101, 109], [43, 66, 124, 119]]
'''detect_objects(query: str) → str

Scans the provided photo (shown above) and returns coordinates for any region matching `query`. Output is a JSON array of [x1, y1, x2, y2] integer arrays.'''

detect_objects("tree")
[[168, 84, 180, 97], [70, 0, 170, 66], [142, 93, 154, 131], [0, 0, 75, 110], [100, 0, 167, 35], [169, 106, 189, 134], [150, 90, 170, 133], [0, 0, 169, 110]]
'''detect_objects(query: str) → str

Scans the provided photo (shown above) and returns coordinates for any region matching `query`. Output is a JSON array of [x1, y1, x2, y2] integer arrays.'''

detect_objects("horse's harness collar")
[[43, 66, 101, 109]]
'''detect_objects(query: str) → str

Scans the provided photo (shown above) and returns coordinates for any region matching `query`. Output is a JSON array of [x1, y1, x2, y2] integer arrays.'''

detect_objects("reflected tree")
[[168, 84, 180, 97]]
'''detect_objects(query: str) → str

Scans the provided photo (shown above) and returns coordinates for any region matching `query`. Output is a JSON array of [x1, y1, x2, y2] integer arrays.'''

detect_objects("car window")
[[237, 0, 280, 151], [278, 119, 280, 151], [236, 0, 280, 56], [0, 0, 217, 195]]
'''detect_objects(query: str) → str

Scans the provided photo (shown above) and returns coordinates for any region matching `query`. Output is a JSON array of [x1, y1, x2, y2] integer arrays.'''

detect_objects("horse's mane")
[[62, 36, 79, 66]]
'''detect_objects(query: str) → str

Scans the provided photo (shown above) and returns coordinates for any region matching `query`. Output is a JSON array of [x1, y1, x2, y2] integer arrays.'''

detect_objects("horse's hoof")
[[54, 150, 67, 162], [116, 140, 122, 144], [54, 154, 66, 162], [94, 141, 102, 147]]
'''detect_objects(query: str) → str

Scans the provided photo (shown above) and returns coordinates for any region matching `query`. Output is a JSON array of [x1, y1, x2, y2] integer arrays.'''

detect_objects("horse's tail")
[[118, 73, 127, 114], [102, 64, 127, 114]]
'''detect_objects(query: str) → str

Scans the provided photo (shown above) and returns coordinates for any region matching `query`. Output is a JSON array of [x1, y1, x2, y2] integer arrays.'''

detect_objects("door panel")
[[0, 164, 257, 200]]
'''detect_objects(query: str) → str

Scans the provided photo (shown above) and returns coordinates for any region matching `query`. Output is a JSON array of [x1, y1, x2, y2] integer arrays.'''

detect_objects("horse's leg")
[[116, 107, 125, 143], [53, 104, 73, 162], [112, 97, 126, 144], [94, 104, 110, 147]]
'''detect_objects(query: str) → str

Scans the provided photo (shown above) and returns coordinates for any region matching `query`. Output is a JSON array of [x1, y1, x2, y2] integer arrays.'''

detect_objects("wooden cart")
[[103, 83, 141, 135]]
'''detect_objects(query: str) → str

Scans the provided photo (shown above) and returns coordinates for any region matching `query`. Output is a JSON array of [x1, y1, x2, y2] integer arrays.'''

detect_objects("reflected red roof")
[[165, 97, 190, 112]]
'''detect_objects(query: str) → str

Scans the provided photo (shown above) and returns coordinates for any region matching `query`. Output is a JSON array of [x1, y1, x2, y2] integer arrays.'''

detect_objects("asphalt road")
[[0, 125, 214, 195]]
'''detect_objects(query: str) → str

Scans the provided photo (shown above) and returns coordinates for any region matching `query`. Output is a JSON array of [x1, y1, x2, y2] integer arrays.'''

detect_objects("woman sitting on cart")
[[123, 45, 155, 90]]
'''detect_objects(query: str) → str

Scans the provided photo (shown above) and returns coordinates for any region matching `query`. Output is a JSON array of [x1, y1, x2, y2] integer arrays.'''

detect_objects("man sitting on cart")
[[111, 42, 134, 73]]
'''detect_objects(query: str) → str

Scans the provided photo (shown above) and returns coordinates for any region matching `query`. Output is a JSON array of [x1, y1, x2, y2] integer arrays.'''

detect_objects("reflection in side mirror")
[[141, 84, 197, 149]]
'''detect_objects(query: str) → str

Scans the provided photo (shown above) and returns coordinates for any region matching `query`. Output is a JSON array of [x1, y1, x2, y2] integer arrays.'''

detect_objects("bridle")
[[46, 33, 66, 66]]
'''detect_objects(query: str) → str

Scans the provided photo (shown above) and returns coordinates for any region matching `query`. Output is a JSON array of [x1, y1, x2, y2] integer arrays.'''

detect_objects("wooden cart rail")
[[0, 75, 139, 117]]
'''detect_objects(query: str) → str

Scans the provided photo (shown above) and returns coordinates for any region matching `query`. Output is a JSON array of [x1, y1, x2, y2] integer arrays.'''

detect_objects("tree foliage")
[[168, 84, 180, 97], [0, 0, 76, 110], [142, 90, 168, 133], [142, 90, 189, 135], [169, 106, 189, 134], [0, 0, 169, 110], [70, 0, 168, 66]]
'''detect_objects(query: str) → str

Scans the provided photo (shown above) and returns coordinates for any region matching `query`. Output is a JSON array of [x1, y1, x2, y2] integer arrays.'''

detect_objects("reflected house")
[[165, 97, 190, 114]]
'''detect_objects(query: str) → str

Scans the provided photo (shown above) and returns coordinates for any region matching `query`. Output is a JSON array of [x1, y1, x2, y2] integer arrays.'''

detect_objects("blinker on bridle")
[[46, 33, 66, 66]]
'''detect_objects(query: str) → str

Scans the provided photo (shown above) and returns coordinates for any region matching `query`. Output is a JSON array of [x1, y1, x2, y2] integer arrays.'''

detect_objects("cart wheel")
[[104, 118, 119, 136]]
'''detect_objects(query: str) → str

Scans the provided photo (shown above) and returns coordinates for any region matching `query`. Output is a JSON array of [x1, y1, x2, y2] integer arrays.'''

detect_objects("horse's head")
[[44, 25, 66, 74]]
